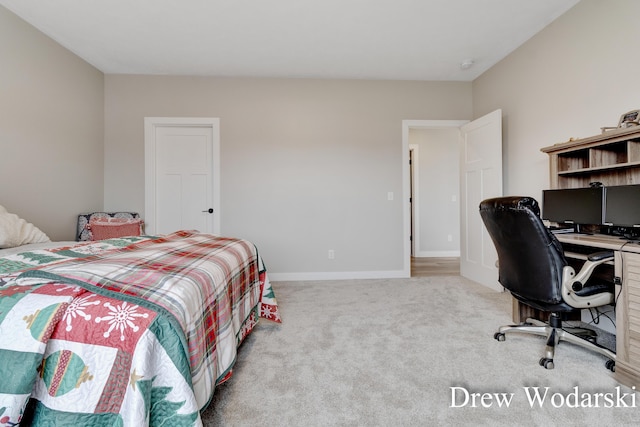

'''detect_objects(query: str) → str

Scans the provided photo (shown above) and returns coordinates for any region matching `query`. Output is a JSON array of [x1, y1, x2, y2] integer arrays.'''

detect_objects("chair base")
[[494, 314, 616, 371]]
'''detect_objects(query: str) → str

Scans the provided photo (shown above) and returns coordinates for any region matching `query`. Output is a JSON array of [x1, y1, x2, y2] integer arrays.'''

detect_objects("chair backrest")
[[479, 196, 568, 306]]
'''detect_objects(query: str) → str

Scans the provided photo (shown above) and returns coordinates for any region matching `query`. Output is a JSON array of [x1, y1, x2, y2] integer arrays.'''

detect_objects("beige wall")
[[11, 0, 634, 278], [104, 76, 472, 276], [0, 7, 104, 241], [473, 0, 640, 199]]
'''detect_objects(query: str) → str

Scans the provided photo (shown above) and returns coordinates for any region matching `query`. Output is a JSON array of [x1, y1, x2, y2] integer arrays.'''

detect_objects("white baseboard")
[[414, 251, 460, 257], [268, 270, 409, 282]]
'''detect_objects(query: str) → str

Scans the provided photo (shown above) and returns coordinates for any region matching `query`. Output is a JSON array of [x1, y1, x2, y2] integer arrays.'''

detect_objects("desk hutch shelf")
[[541, 125, 640, 390], [541, 126, 640, 189]]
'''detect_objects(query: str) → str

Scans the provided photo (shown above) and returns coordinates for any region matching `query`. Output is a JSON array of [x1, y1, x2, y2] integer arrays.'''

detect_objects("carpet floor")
[[201, 276, 636, 426]]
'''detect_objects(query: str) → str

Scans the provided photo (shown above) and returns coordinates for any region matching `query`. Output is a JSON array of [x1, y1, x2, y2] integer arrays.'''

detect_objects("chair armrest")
[[561, 250, 615, 309], [574, 250, 614, 286], [588, 250, 615, 262]]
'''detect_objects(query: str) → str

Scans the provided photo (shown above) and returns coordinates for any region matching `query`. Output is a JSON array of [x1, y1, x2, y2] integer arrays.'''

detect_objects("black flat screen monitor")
[[542, 187, 604, 225], [604, 185, 640, 227]]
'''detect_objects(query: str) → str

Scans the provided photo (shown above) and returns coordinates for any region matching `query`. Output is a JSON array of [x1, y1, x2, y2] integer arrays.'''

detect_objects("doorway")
[[402, 120, 467, 277]]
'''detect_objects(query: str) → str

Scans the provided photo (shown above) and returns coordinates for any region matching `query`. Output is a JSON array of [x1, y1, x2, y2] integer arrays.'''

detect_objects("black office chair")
[[479, 196, 616, 370]]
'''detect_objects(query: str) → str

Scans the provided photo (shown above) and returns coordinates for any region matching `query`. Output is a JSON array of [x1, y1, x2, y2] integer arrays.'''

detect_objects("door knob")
[[202, 208, 214, 214]]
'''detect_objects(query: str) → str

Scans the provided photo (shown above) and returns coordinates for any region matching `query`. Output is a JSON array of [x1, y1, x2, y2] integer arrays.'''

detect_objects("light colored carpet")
[[201, 276, 637, 426]]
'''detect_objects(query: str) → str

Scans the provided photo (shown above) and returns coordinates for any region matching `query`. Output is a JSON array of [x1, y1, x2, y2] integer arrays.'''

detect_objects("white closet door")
[[145, 117, 220, 235]]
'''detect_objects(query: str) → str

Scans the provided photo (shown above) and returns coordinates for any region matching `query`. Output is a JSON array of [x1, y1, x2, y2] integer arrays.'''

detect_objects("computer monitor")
[[604, 184, 640, 227], [542, 187, 604, 225]]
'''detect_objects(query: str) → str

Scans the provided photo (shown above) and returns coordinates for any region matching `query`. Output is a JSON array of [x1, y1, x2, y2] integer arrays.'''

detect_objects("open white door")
[[459, 109, 503, 291]]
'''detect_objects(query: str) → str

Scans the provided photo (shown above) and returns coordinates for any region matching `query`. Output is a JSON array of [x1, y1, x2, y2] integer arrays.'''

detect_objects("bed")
[[0, 208, 280, 426]]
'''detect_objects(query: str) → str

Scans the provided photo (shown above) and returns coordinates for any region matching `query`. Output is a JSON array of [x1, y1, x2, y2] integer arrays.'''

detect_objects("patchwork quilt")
[[0, 231, 280, 426]]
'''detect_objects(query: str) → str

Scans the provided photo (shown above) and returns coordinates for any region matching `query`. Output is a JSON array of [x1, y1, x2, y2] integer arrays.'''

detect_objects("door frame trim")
[[409, 144, 419, 258], [402, 120, 468, 277], [144, 117, 221, 235]]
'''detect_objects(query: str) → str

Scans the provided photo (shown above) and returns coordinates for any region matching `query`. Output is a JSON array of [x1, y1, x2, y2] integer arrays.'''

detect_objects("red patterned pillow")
[[87, 217, 143, 241]]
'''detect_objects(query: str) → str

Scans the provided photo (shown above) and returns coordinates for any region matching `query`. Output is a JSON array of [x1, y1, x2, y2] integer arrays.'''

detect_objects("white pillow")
[[0, 205, 51, 248]]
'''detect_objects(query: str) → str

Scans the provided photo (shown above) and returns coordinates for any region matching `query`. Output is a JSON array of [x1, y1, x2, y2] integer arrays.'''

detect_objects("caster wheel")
[[606, 359, 616, 372], [494, 332, 505, 341], [539, 357, 554, 370]]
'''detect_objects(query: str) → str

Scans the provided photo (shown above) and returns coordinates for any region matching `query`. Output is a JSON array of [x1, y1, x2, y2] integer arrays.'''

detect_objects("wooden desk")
[[521, 232, 639, 389], [540, 127, 640, 388], [608, 241, 640, 389], [555, 232, 626, 252]]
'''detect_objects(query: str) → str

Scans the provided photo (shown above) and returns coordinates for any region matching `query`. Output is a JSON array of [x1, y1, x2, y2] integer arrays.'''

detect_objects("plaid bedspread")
[[0, 231, 280, 426]]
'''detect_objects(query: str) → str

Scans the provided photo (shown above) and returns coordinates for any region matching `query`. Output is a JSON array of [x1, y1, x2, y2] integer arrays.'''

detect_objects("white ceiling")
[[1, 0, 580, 81]]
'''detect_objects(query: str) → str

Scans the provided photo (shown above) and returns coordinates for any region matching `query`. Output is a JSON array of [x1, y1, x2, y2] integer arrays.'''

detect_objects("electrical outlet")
[[447, 234, 453, 242], [328, 249, 335, 259]]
